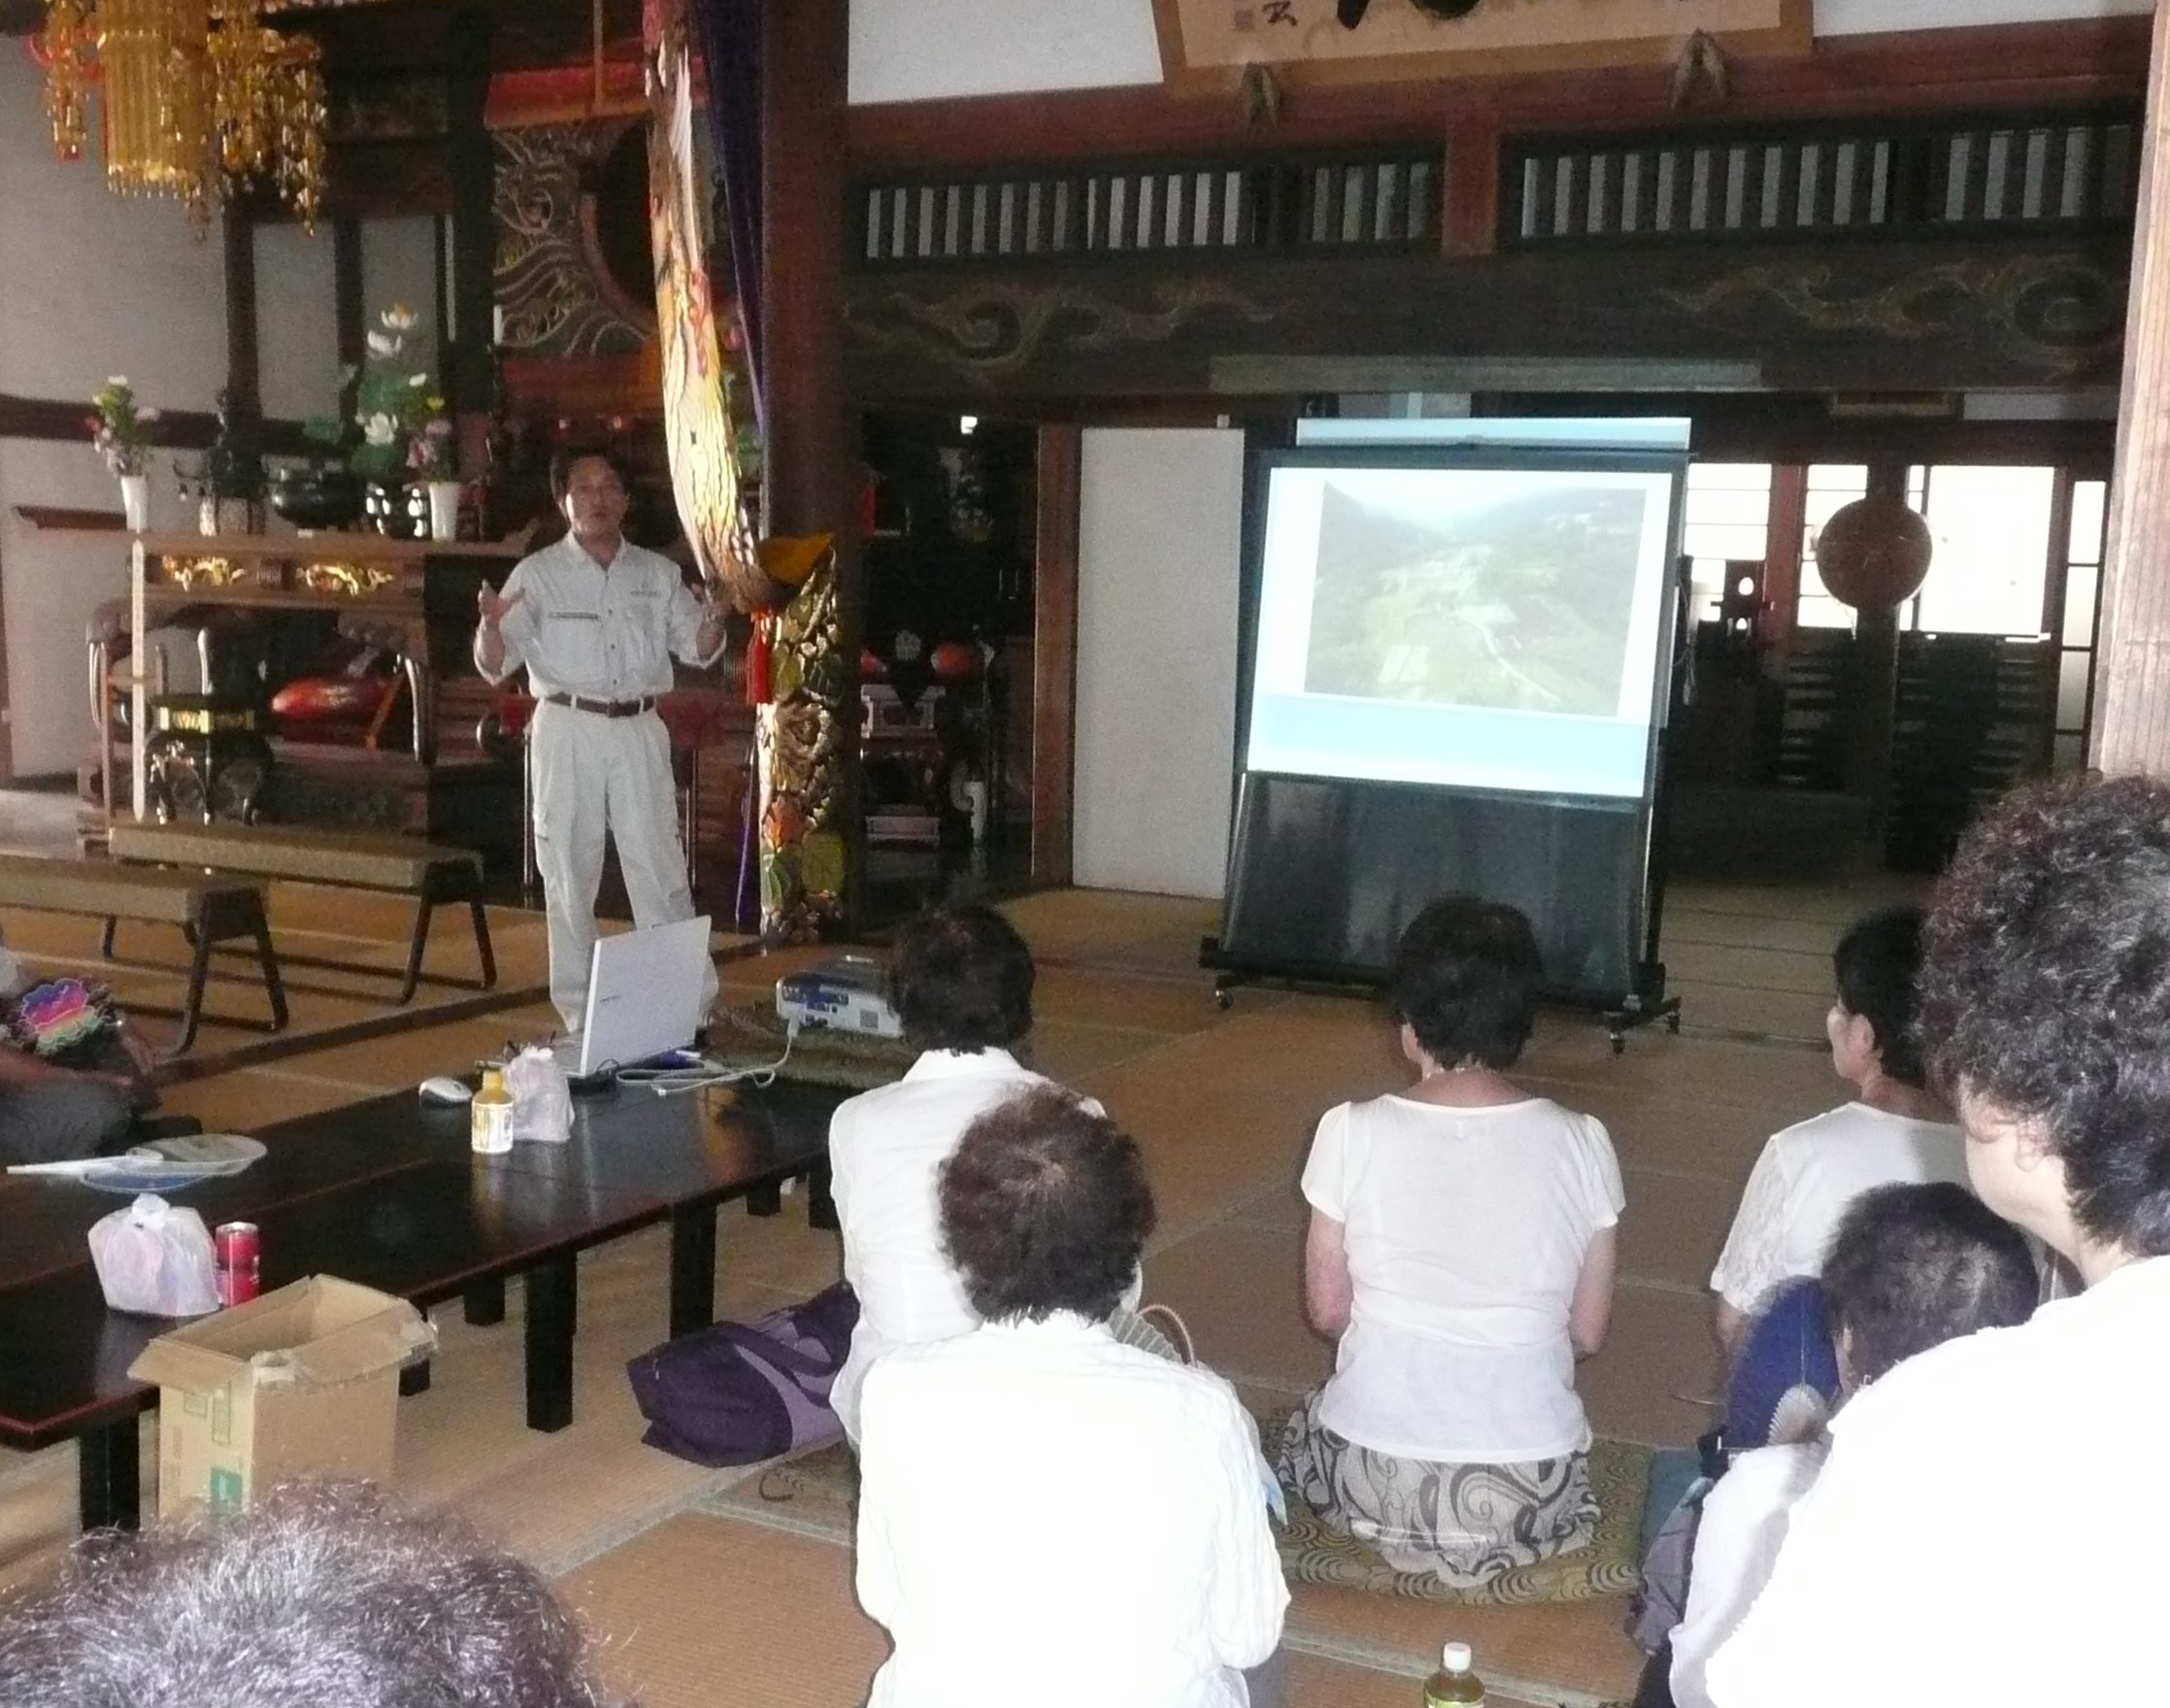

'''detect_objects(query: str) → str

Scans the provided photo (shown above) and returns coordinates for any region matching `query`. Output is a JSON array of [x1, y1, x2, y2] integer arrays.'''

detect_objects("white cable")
[[616, 1018, 802, 1095]]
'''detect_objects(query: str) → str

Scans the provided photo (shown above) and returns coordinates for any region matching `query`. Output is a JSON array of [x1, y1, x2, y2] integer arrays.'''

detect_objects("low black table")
[[0, 1078, 846, 1532]]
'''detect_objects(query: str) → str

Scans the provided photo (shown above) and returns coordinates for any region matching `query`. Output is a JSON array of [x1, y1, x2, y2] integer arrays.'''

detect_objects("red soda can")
[[213, 1222, 260, 1271], [217, 1265, 259, 1307]]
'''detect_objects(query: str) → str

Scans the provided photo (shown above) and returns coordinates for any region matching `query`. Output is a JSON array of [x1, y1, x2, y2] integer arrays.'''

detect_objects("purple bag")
[[627, 1282, 858, 1467]]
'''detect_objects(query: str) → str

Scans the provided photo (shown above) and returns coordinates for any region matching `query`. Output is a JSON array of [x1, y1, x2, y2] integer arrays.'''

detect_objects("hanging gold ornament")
[[35, 0, 380, 232]]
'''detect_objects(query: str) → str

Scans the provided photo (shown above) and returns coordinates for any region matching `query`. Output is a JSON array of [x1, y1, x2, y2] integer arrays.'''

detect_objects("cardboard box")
[[126, 1275, 437, 1518]]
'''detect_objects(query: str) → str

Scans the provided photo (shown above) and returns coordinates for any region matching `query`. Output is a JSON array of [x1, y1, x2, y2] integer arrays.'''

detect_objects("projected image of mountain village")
[[1302, 477, 1649, 717]]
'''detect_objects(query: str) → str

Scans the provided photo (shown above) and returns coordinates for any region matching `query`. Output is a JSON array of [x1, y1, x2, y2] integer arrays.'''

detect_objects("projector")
[[776, 954, 904, 1039]]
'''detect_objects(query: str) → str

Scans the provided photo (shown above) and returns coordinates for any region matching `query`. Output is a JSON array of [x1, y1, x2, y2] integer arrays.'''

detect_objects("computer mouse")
[[418, 1076, 474, 1105]]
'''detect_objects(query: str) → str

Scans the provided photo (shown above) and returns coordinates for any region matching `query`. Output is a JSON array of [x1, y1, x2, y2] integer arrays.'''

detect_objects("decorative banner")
[[645, 0, 764, 610], [756, 545, 848, 943], [1152, 0, 1808, 89]]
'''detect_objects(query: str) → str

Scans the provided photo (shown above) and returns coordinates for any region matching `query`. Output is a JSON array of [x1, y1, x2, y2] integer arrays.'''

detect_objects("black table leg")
[[77, 1418, 140, 1532], [464, 1278, 507, 1325], [670, 1201, 718, 1339], [808, 1159, 839, 1231], [746, 1179, 784, 1217], [524, 1256, 577, 1432], [399, 1360, 432, 1396]]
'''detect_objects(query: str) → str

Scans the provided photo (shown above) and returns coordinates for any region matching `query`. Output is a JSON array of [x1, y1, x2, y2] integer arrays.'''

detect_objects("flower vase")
[[427, 481, 462, 543], [119, 474, 150, 534]]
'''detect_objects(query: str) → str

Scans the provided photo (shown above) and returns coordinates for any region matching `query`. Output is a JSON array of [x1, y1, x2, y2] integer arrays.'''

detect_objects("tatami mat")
[[4, 878, 1892, 1707]]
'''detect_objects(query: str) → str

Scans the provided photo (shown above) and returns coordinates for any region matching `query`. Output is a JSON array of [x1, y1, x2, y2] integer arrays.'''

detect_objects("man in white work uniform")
[[474, 448, 725, 1032]]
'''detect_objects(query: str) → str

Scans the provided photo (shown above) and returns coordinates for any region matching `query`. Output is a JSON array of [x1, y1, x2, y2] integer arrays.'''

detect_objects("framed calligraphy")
[[1151, 0, 1810, 92]]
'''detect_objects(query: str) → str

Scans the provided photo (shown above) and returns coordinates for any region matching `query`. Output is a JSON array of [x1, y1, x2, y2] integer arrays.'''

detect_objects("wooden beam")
[[2092, 0, 2170, 776], [221, 210, 261, 418], [0, 393, 313, 454], [1442, 124, 1500, 257], [333, 218, 366, 371], [1030, 425, 1082, 888], [845, 18, 2151, 173]]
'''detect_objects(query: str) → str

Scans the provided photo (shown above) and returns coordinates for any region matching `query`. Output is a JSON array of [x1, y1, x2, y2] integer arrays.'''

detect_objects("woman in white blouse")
[[856, 1086, 1287, 1708], [1279, 896, 1623, 1586]]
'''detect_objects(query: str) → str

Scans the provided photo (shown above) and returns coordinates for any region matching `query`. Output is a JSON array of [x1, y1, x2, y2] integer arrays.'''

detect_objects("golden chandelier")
[[36, 0, 389, 230]]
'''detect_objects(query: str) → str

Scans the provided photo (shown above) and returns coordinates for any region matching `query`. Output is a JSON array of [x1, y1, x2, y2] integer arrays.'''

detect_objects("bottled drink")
[[470, 1065, 514, 1155], [1422, 1642, 1484, 1707]]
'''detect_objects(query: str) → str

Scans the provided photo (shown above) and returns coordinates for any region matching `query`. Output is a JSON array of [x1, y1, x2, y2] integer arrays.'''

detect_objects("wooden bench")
[[0, 854, 286, 1054], [104, 822, 496, 1006]]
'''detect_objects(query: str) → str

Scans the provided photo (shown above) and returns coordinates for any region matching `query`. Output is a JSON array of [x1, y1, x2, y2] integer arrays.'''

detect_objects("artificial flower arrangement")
[[306, 303, 447, 481], [407, 413, 457, 482], [87, 376, 157, 477]]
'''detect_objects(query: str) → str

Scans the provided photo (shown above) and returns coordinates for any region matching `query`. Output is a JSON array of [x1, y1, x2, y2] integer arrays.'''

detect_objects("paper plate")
[[123, 1133, 265, 1176], [78, 1161, 233, 1195]]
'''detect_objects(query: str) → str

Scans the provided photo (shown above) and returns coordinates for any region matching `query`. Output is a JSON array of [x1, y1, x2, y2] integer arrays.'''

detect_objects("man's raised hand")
[[477, 583, 524, 628]]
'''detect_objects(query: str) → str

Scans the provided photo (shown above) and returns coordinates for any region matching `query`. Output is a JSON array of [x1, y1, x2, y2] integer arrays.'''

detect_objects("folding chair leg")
[[99, 916, 118, 959]]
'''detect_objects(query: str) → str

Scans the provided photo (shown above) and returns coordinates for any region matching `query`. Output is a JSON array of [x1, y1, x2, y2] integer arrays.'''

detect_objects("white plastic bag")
[[504, 1045, 573, 1145], [87, 1193, 220, 1318]]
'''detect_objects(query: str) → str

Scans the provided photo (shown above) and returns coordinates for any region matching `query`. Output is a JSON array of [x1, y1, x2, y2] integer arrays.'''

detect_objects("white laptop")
[[552, 916, 713, 1079]]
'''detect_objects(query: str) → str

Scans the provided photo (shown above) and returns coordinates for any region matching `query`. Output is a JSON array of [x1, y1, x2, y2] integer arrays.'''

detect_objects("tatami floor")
[[0, 876, 1918, 1706]]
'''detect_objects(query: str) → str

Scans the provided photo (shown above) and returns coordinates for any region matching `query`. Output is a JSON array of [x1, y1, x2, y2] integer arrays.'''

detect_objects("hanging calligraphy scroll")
[[646, 0, 764, 610], [1151, 0, 1808, 91]]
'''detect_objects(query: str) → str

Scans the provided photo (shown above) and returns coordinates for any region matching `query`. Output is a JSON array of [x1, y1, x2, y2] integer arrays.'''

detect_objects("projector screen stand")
[[1604, 966, 1683, 1054]]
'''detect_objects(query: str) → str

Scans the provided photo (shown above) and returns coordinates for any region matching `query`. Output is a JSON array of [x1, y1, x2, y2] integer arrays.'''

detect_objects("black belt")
[[544, 692, 656, 719]]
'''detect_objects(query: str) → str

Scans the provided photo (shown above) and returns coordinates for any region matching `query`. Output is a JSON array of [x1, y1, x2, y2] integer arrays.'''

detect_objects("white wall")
[[0, 48, 227, 779], [845, 0, 2153, 103], [1815, 0, 2151, 31], [255, 222, 341, 424], [851, 0, 1162, 103], [1073, 429, 1245, 899]]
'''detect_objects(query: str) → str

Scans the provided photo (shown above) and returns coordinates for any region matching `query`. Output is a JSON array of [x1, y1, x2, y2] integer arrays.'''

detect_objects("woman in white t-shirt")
[[1277, 897, 1623, 1587]]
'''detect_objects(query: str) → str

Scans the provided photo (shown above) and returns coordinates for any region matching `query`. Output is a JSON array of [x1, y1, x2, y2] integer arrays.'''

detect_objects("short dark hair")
[[939, 1086, 1155, 1323], [1919, 774, 2170, 1256], [549, 444, 632, 503], [1820, 1182, 2036, 1386], [1387, 896, 1543, 1070], [888, 904, 1033, 1052], [1832, 906, 1930, 1088], [0, 1481, 618, 1708]]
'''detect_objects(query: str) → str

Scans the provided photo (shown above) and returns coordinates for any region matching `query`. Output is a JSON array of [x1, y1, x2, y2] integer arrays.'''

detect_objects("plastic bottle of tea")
[[1421, 1641, 1485, 1706]]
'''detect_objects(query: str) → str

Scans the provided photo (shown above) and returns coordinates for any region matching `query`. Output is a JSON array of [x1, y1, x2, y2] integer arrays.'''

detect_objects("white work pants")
[[529, 701, 718, 1031]]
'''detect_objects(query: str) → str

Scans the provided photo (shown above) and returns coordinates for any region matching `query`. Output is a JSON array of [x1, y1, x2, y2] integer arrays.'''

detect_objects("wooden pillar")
[[1031, 425, 1082, 887], [760, 0, 861, 928], [220, 209, 260, 418], [2092, 0, 2170, 775], [445, 6, 497, 428]]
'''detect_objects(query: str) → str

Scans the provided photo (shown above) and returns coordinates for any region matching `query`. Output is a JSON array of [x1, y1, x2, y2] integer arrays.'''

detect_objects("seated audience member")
[[1707, 775, 2170, 1707], [1708, 906, 1964, 1358], [828, 904, 1066, 1443], [855, 1086, 1287, 1708], [1666, 1183, 2035, 1708], [0, 1481, 619, 1707], [1278, 896, 1623, 1586], [0, 932, 153, 1166]]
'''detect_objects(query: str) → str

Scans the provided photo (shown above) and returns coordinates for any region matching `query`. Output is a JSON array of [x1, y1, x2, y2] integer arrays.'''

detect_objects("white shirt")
[[1707, 1255, 2170, 1707], [855, 1314, 1288, 1708], [1301, 1093, 1624, 1462], [1709, 1103, 1967, 1315], [826, 1047, 1064, 1439], [1668, 1439, 1827, 1708], [475, 533, 722, 699]]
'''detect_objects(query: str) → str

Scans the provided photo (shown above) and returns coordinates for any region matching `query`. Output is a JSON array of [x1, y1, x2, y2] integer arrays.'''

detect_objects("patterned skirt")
[[1275, 1390, 1598, 1588]]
